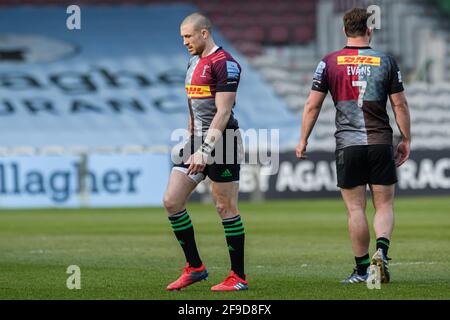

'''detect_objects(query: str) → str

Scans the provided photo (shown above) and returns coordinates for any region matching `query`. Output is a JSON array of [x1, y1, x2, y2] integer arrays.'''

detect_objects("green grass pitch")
[[0, 196, 449, 299]]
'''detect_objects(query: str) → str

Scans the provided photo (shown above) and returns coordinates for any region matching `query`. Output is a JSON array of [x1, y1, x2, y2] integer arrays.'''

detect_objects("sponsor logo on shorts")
[[221, 168, 233, 177], [337, 55, 381, 66]]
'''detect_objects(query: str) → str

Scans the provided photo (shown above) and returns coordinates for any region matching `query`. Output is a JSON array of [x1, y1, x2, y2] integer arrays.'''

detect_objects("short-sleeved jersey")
[[185, 47, 241, 136], [311, 46, 404, 150]]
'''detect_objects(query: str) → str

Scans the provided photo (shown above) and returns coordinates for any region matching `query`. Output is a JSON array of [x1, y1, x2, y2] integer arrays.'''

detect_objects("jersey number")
[[352, 80, 367, 108]]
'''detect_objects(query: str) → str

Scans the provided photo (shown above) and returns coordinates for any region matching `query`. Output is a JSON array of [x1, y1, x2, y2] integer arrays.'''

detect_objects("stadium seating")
[[197, 0, 316, 50], [0, 4, 298, 153], [1, 0, 449, 154], [241, 0, 450, 152]]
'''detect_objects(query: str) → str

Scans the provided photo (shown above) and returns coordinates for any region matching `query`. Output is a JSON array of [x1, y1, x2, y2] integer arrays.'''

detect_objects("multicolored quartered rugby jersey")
[[311, 46, 404, 150], [185, 46, 241, 136]]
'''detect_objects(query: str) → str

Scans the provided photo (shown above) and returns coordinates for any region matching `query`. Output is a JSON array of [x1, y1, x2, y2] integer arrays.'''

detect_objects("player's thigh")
[[336, 146, 369, 189], [369, 184, 395, 210], [368, 144, 397, 186], [340, 185, 367, 214], [211, 181, 239, 215], [165, 134, 205, 209], [163, 168, 199, 211]]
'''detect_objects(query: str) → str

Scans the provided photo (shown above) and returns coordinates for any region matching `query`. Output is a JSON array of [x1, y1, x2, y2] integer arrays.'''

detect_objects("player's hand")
[[395, 139, 410, 167], [185, 151, 207, 175], [295, 141, 308, 159]]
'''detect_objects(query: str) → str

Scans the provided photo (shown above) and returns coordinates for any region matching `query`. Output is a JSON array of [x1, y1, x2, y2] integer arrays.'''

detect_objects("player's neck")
[[200, 42, 218, 58], [346, 37, 370, 48]]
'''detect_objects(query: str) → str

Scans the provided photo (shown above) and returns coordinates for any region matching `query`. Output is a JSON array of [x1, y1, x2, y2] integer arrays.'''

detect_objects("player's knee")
[[215, 203, 238, 217], [215, 203, 229, 216], [163, 193, 182, 214], [347, 207, 365, 218], [374, 202, 394, 213]]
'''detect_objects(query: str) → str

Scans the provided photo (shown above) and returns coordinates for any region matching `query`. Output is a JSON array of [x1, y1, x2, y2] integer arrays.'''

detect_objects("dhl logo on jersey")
[[337, 55, 381, 66], [185, 85, 212, 98]]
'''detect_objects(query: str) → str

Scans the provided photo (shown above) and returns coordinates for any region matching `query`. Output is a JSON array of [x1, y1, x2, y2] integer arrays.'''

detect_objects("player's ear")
[[201, 29, 208, 39], [342, 26, 347, 37]]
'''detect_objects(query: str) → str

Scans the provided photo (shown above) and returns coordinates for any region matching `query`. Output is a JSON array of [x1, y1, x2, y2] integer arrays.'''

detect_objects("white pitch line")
[[389, 261, 437, 266], [29, 249, 46, 254]]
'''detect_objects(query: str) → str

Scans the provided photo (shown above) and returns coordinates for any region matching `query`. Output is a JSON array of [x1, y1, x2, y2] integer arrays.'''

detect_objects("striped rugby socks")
[[355, 253, 370, 275], [169, 209, 202, 268], [222, 215, 245, 279], [376, 237, 390, 257]]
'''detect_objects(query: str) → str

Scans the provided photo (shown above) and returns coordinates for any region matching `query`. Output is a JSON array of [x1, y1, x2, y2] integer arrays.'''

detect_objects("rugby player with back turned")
[[296, 8, 411, 284]]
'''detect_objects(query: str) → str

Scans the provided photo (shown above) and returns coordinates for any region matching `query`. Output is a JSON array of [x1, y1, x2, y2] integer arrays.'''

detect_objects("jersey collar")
[[202, 45, 220, 58], [344, 45, 372, 49]]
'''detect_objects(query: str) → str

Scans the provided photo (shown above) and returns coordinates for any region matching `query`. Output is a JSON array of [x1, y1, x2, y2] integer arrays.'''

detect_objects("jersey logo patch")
[[314, 61, 326, 79], [337, 55, 380, 66], [185, 85, 212, 98], [200, 65, 210, 78], [226, 61, 240, 80]]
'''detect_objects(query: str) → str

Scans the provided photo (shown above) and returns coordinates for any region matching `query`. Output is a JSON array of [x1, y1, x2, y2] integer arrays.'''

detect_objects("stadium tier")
[[0, 0, 449, 208], [0, 4, 298, 153]]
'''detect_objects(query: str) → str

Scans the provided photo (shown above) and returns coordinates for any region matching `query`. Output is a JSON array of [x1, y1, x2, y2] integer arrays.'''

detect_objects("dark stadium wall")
[[191, 150, 450, 200]]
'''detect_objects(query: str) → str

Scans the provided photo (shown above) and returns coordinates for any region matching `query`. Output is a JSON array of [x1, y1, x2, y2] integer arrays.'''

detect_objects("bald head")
[[181, 12, 212, 33], [180, 12, 216, 57]]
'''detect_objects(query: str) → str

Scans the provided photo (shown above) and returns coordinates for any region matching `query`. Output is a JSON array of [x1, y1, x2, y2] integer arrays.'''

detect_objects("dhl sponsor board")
[[337, 55, 381, 66], [185, 85, 212, 98]]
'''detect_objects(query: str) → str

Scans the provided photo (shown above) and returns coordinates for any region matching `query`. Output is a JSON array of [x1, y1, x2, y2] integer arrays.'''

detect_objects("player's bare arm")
[[208, 91, 236, 140], [186, 92, 236, 175], [296, 90, 327, 159], [389, 91, 411, 166]]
